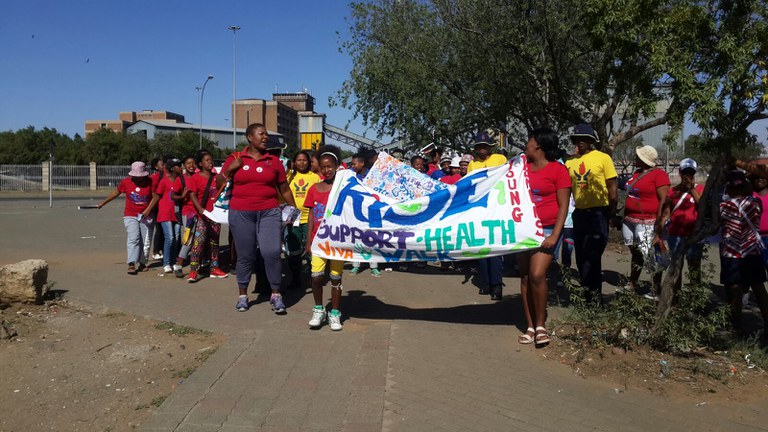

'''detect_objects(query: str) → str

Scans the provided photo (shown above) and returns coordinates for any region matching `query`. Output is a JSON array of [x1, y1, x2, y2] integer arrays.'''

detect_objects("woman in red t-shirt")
[[622, 145, 670, 296], [221, 123, 298, 314], [97, 161, 159, 274], [656, 158, 704, 291], [517, 128, 571, 347], [186, 150, 228, 283]]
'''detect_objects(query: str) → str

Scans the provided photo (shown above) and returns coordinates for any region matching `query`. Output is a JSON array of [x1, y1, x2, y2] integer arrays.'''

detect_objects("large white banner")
[[311, 154, 544, 263]]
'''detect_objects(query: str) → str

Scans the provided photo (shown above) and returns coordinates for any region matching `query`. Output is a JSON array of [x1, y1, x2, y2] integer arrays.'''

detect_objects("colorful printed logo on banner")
[[362, 151, 447, 202], [311, 154, 544, 263]]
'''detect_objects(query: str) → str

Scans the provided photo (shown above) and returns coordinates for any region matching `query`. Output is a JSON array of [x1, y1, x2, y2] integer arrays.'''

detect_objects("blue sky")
[[0, 1, 765, 147], [0, 0, 372, 139]]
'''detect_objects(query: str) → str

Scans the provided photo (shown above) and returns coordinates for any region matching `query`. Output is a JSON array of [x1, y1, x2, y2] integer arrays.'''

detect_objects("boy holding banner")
[[305, 145, 346, 331]]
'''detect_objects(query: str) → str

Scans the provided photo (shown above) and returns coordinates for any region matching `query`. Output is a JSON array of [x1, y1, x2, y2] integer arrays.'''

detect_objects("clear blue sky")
[[0, 0, 372, 139], [0, 1, 765, 147]]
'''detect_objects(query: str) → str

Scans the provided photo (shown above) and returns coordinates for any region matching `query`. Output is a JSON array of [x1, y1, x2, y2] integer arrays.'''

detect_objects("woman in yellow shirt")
[[286, 151, 322, 289]]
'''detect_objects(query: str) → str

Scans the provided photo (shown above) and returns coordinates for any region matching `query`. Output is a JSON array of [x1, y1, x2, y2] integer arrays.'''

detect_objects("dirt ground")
[[0, 300, 225, 432], [544, 328, 768, 404]]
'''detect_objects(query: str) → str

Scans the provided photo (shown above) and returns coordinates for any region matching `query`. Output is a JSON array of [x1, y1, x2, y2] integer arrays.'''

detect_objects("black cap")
[[473, 132, 494, 146], [569, 123, 599, 142], [266, 137, 287, 151]]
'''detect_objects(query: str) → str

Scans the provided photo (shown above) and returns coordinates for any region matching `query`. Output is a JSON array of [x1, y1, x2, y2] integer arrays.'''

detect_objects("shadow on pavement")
[[343, 289, 529, 329]]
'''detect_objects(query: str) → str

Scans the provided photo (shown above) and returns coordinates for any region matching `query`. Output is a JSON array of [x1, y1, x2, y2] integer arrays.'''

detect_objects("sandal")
[[137, 263, 149, 272], [127, 264, 138, 275], [518, 327, 535, 344], [535, 326, 550, 346]]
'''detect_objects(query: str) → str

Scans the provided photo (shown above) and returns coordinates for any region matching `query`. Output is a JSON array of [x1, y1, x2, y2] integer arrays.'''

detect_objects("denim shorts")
[[541, 225, 563, 257]]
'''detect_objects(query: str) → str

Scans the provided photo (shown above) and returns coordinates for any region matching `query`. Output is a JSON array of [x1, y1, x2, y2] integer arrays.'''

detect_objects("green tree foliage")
[[0, 127, 83, 164], [335, 0, 688, 151], [149, 131, 211, 162], [652, 0, 767, 331], [83, 129, 150, 165], [0, 127, 228, 165]]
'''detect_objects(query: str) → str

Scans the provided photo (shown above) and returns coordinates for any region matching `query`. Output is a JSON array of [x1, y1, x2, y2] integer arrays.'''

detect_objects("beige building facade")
[[84, 110, 185, 137]]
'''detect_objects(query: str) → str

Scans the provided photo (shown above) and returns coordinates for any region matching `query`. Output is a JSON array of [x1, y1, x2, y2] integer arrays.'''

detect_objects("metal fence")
[[51, 165, 90, 190], [96, 165, 131, 189], [0, 164, 132, 191], [0, 165, 43, 191]]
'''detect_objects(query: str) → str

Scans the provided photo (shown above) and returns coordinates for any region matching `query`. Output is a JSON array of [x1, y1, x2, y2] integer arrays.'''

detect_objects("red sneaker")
[[209, 268, 229, 279], [187, 271, 198, 283]]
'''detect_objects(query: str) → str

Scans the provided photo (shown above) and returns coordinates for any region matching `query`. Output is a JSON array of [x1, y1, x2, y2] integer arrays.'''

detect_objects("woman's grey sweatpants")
[[229, 207, 283, 292], [123, 215, 154, 265]]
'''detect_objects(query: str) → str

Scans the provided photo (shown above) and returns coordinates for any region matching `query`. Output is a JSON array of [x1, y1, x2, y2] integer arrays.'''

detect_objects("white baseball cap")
[[679, 158, 698, 172]]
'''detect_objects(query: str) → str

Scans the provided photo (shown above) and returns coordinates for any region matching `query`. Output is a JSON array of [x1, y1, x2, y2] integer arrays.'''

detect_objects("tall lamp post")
[[227, 25, 241, 148], [196, 75, 214, 150]]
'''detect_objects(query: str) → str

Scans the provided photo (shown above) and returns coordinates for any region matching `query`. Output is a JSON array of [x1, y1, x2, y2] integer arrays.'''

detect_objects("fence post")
[[90, 162, 97, 190], [41, 162, 49, 192]]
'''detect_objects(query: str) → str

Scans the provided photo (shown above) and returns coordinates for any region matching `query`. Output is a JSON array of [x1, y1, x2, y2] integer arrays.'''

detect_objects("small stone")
[[611, 347, 626, 355]]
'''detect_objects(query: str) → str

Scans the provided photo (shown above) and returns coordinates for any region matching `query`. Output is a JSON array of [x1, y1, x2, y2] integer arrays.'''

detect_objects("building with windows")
[[233, 93, 315, 150], [125, 120, 283, 149], [84, 110, 185, 136]]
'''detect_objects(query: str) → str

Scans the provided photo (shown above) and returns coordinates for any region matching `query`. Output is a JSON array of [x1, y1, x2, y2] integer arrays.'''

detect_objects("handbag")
[[181, 216, 197, 246]]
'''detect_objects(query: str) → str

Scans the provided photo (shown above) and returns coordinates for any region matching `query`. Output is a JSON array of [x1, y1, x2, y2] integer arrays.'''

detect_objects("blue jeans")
[[666, 235, 703, 262], [123, 216, 154, 265], [161, 221, 181, 267], [572, 206, 610, 301], [478, 256, 503, 288]]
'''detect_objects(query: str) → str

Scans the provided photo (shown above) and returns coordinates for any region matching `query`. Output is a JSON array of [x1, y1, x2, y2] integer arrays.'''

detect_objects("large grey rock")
[[0, 259, 49, 304]]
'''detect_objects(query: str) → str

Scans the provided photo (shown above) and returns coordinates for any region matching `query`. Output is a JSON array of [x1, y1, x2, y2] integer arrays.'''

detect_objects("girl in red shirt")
[[304, 145, 346, 331], [155, 157, 184, 274], [186, 150, 228, 283], [517, 128, 571, 347], [439, 156, 463, 185], [172, 155, 199, 278]]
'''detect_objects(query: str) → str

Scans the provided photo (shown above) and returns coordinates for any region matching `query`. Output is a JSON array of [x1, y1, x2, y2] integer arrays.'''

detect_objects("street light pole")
[[227, 25, 241, 148], [196, 75, 214, 150]]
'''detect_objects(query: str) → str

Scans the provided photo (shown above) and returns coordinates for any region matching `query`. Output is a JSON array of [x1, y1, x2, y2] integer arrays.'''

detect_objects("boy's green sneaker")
[[349, 267, 360, 275], [371, 269, 382, 278]]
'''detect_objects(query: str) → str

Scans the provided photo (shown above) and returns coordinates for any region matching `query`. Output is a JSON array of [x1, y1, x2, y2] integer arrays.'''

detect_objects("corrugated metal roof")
[[130, 120, 283, 137]]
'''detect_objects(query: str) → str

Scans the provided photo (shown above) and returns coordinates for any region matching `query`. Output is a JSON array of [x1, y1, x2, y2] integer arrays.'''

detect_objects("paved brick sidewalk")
[[1, 199, 766, 431]]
